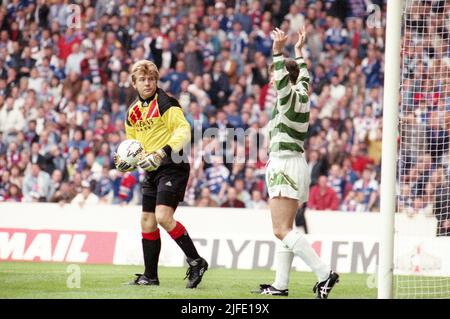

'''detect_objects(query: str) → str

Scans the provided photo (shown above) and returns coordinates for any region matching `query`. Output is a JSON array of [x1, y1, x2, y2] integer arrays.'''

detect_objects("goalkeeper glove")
[[114, 153, 136, 172], [137, 148, 167, 172]]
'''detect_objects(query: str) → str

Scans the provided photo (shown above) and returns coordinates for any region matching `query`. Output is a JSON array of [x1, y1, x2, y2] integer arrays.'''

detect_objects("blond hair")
[[130, 60, 159, 83]]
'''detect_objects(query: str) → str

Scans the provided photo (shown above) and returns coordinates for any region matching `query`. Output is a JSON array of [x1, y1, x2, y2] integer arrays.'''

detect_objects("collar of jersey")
[[138, 91, 157, 106]]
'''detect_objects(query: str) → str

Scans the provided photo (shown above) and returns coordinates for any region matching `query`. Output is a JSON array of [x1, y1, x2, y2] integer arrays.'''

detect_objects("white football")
[[116, 139, 144, 167]]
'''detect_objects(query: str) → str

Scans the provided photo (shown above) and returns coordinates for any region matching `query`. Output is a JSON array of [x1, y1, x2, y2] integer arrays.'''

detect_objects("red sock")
[[141, 229, 161, 279], [168, 221, 200, 260], [142, 228, 160, 240], [168, 221, 186, 240]]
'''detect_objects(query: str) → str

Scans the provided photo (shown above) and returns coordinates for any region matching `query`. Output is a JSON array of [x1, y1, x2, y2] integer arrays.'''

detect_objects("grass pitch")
[[0, 262, 376, 299]]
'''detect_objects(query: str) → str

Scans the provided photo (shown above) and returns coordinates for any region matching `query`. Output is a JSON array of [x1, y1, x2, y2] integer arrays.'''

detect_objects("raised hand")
[[295, 25, 306, 56], [272, 27, 288, 55]]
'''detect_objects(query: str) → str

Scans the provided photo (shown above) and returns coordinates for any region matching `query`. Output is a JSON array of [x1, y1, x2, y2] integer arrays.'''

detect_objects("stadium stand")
[[0, 0, 390, 212]]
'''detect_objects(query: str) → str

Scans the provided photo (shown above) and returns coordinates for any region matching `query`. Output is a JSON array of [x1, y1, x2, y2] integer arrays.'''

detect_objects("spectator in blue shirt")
[[361, 45, 382, 89], [204, 155, 230, 203], [227, 101, 243, 129], [253, 20, 273, 58], [325, 17, 348, 53], [352, 167, 379, 211], [228, 21, 248, 57], [95, 166, 113, 200], [67, 127, 88, 154], [160, 61, 189, 96], [234, 2, 252, 35]]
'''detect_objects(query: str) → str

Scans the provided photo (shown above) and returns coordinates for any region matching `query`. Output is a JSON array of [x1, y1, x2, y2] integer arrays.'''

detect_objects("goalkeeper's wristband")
[[161, 145, 172, 157]]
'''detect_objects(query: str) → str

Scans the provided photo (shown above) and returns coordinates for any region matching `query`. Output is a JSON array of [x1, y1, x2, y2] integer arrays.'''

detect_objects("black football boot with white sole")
[[313, 271, 340, 299], [252, 284, 289, 296], [185, 257, 208, 288], [130, 274, 160, 286]]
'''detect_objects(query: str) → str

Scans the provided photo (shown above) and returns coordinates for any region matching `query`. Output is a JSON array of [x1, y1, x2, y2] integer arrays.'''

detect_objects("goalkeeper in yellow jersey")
[[114, 60, 208, 288]]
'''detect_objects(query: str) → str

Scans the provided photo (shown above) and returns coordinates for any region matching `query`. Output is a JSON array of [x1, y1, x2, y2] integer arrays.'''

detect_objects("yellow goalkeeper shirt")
[[125, 88, 191, 154]]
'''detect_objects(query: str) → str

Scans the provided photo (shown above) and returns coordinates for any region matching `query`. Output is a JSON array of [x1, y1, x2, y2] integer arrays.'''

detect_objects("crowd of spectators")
[[0, 0, 443, 219], [399, 0, 450, 235]]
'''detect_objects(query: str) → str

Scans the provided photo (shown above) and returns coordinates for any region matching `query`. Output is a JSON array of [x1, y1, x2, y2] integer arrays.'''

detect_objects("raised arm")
[[294, 25, 310, 99], [271, 28, 292, 102], [272, 27, 310, 110]]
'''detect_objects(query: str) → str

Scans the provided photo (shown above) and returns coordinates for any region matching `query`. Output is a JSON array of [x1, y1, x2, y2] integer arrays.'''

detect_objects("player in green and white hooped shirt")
[[256, 27, 339, 299]]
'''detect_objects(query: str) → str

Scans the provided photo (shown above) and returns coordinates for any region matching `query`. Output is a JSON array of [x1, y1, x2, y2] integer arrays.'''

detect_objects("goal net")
[[396, 0, 450, 298]]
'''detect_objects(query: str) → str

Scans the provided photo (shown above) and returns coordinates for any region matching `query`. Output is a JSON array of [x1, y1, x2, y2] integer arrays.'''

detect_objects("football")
[[116, 139, 144, 167]]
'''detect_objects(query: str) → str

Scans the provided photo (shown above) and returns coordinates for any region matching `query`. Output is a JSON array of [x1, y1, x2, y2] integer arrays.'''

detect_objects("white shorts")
[[265, 153, 310, 203]]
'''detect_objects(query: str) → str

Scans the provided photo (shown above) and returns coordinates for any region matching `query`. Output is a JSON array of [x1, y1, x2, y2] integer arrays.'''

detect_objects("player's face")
[[134, 74, 157, 99]]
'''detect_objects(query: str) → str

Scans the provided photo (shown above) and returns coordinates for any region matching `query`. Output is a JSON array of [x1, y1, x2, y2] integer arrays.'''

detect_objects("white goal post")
[[377, 0, 402, 299], [379, 0, 450, 299]]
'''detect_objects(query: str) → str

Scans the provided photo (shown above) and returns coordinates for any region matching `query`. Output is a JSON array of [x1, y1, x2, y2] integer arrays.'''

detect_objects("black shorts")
[[142, 162, 190, 212]]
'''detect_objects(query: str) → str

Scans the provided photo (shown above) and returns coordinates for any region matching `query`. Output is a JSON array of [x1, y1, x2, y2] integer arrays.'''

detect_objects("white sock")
[[282, 229, 330, 282], [272, 242, 294, 290]]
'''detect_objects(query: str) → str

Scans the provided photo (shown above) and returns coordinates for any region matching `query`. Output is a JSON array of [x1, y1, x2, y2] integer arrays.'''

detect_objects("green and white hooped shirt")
[[268, 53, 311, 155]]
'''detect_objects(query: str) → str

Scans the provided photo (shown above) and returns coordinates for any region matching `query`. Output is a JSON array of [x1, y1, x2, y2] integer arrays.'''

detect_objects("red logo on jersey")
[[129, 104, 140, 124], [146, 99, 160, 118], [133, 105, 142, 120]]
